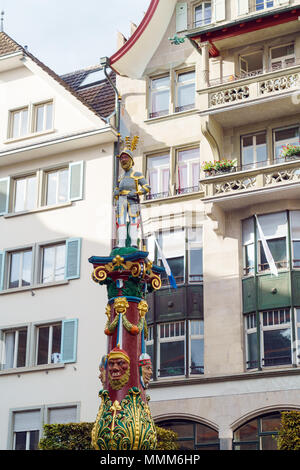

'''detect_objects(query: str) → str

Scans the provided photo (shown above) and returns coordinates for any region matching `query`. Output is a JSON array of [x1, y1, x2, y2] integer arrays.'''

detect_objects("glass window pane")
[[22, 250, 32, 287], [152, 90, 169, 114], [47, 172, 58, 205], [260, 238, 287, 270], [17, 329, 27, 368], [45, 103, 53, 129], [189, 248, 203, 282], [261, 413, 281, 432], [36, 105, 44, 132], [177, 83, 195, 108], [37, 326, 49, 365], [20, 109, 28, 136], [159, 341, 184, 377], [15, 431, 27, 450], [54, 244, 66, 281], [247, 332, 258, 369], [260, 434, 278, 450], [29, 430, 40, 450], [178, 71, 195, 83], [9, 252, 21, 288], [4, 332, 15, 369], [58, 169, 68, 203], [42, 246, 55, 283], [191, 338, 204, 374], [152, 76, 169, 89], [14, 178, 26, 212], [51, 324, 62, 362], [26, 176, 37, 211], [196, 423, 218, 444], [12, 111, 20, 138], [234, 418, 258, 442], [263, 328, 291, 366]]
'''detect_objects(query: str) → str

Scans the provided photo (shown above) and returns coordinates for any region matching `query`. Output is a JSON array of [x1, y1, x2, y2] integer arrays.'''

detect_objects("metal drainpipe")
[[101, 57, 122, 249]]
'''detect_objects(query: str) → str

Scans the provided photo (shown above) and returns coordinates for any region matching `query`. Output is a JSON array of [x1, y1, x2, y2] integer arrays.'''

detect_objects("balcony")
[[199, 64, 300, 127], [200, 157, 300, 211]]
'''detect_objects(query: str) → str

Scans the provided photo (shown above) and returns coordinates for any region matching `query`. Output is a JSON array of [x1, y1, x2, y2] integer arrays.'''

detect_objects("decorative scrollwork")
[[93, 267, 107, 282], [210, 86, 250, 107], [215, 176, 256, 194], [259, 73, 299, 95], [265, 168, 300, 185], [150, 275, 162, 290]]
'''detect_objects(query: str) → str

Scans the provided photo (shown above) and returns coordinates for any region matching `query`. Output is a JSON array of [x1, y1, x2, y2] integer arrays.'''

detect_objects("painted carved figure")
[[139, 353, 153, 389], [114, 149, 150, 248], [107, 346, 130, 390], [98, 355, 107, 387]]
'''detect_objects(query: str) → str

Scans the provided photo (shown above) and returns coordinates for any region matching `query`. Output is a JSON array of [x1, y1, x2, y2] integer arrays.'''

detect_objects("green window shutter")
[[68, 161, 84, 201], [238, 0, 249, 15], [213, 0, 226, 22], [0, 177, 10, 216], [176, 2, 187, 32], [0, 250, 5, 291], [61, 319, 78, 363], [65, 238, 81, 280]]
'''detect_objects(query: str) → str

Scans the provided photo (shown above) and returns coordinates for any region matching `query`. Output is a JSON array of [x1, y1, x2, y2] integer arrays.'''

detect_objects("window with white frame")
[[255, 0, 274, 11], [241, 131, 267, 170], [45, 167, 69, 206], [146, 153, 170, 199], [290, 211, 300, 268], [256, 212, 288, 272], [194, 2, 212, 27], [8, 249, 33, 289], [0, 238, 81, 292], [8, 100, 53, 139], [2, 327, 28, 369], [149, 75, 170, 119], [261, 308, 292, 367], [13, 174, 38, 213], [240, 51, 263, 78], [12, 410, 41, 450], [175, 70, 195, 113], [41, 243, 66, 284], [0, 160, 83, 216], [270, 43, 295, 71], [176, 147, 200, 194], [157, 321, 186, 377], [36, 323, 62, 365], [242, 217, 255, 276], [188, 227, 203, 283], [273, 126, 299, 162], [33, 101, 53, 133], [9, 107, 29, 139]]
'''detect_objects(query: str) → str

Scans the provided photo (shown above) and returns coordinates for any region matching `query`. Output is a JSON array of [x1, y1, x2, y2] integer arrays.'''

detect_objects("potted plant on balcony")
[[202, 161, 216, 177], [280, 143, 300, 161], [214, 159, 237, 174]]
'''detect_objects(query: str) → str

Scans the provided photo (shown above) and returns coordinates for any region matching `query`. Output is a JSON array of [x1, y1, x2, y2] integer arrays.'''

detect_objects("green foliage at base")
[[277, 411, 300, 450], [38, 422, 178, 451]]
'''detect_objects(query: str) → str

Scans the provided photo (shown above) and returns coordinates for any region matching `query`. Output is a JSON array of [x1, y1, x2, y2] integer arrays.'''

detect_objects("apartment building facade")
[[0, 32, 116, 449], [110, 0, 300, 450]]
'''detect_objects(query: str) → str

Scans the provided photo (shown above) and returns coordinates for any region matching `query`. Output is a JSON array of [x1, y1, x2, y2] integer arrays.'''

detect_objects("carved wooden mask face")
[[108, 357, 130, 390]]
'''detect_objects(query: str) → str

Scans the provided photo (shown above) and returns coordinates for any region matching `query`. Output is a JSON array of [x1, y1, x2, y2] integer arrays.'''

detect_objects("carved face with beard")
[[107, 347, 130, 390]]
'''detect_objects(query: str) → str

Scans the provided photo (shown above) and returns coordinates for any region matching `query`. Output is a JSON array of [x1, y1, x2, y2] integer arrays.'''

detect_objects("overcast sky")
[[0, 0, 151, 75]]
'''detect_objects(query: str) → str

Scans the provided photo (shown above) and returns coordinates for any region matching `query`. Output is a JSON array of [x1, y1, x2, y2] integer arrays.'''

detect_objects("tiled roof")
[[0, 31, 116, 121]]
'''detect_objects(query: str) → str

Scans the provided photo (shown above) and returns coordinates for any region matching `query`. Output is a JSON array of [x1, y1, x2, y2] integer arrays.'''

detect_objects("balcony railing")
[[200, 158, 300, 199], [208, 65, 300, 108]]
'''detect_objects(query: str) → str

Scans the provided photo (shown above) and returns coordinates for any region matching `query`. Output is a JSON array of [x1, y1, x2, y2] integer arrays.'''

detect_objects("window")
[[245, 313, 258, 369], [41, 243, 66, 284], [242, 212, 288, 275], [157, 419, 219, 450], [149, 75, 170, 118], [175, 70, 195, 113], [241, 132, 267, 170], [79, 68, 105, 88], [146, 154, 170, 199], [10, 107, 29, 139], [290, 211, 300, 268], [273, 126, 299, 162], [157, 229, 185, 286], [158, 321, 185, 377], [36, 323, 62, 365], [14, 174, 37, 213], [233, 412, 284, 450], [176, 147, 200, 194], [188, 227, 203, 283], [12, 410, 41, 450], [194, 2, 212, 27], [297, 308, 300, 365], [0, 161, 84, 216], [261, 308, 292, 367], [255, 0, 274, 11], [33, 101, 53, 133], [2, 327, 28, 369], [8, 100, 53, 139], [0, 238, 81, 292], [270, 44, 295, 71], [190, 319, 204, 374], [45, 168, 69, 206], [8, 249, 33, 289], [240, 51, 263, 78]]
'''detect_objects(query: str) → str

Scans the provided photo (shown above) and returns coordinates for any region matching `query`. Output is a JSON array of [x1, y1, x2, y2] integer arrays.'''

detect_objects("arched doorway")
[[233, 411, 284, 450], [156, 418, 219, 450]]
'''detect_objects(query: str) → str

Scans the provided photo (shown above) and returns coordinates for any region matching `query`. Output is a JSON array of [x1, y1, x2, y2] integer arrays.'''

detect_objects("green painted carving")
[[92, 387, 157, 451]]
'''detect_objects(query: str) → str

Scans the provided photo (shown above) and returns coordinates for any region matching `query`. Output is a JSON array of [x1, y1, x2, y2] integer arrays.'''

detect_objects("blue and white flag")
[[154, 237, 177, 289], [255, 215, 278, 277]]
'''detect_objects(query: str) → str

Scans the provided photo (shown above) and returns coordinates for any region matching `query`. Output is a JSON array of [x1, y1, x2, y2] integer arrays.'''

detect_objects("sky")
[[0, 0, 151, 75]]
